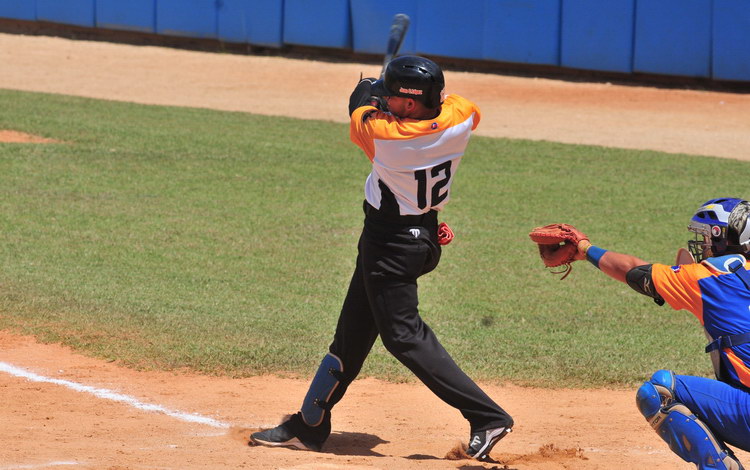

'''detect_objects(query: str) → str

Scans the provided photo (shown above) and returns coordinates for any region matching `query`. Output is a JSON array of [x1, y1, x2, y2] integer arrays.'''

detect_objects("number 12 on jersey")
[[414, 160, 452, 210]]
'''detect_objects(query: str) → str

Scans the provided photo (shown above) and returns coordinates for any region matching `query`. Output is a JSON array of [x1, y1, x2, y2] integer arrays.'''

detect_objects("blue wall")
[[633, 0, 712, 78], [0, 0, 36, 21], [37, 0, 95, 27], [561, 0, 635, 73], [415, 0, 484, 60], [350, 0, 416, 55], [156, 0, 216, 39], [3, 0, 749, 82], [484, 0, 561, 66], [217, 0, 283, 47], [96, 0, 155, 33], [713, 0, 750, 81], [283, 0, 351, 49]]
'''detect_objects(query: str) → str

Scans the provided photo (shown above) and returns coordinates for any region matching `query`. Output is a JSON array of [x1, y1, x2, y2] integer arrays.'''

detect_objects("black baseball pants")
[[297, 202, 512, 442]]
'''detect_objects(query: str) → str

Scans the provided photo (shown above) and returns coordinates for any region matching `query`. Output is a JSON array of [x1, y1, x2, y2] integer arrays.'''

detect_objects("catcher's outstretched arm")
[[576, 240, 649, 284]]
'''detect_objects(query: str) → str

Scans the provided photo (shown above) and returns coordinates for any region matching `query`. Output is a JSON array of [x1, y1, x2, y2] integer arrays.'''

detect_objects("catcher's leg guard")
[[636, 369, 676, 417], [636, 370, 743, 470], [300, 353, 344, 427]]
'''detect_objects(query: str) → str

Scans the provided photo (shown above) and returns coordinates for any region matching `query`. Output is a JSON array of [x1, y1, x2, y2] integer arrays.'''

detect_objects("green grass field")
[[0, 89, 746, 388]]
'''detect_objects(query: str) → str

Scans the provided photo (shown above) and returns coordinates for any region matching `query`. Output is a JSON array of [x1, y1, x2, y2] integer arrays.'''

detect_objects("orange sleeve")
[[471, 101, 481, 130], [349, 96, 481, 161], [349, 106, 435, 160], [651, 263, 705, 323], [444, 95, 480, 130], [350, 106, 378, 161]]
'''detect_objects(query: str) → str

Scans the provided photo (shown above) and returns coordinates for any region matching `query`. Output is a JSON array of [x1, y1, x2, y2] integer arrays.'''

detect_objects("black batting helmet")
[[372, 55, 445, 108]]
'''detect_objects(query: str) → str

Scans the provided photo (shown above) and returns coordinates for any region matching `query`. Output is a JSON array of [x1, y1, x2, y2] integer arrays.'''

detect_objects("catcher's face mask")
[[687, 225, 713, 262]]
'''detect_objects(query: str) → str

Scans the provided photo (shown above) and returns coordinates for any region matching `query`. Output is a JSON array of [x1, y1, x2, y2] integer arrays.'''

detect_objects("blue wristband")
[[586, 245, 607, 269]]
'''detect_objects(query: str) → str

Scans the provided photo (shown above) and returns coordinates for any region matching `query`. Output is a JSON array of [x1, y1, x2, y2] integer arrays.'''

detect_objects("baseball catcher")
[[530, 198, 750, 470]]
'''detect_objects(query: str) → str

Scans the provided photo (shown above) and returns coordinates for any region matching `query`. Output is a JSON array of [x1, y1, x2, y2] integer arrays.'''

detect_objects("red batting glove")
[[437, 222, 454, 246]]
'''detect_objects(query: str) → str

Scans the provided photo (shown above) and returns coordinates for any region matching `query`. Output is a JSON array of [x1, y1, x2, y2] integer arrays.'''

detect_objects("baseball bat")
[[381, 13, 410, 78]]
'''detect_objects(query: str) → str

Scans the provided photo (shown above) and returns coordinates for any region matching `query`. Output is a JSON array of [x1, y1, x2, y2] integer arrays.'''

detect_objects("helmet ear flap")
[[711, 232, 729, 257]]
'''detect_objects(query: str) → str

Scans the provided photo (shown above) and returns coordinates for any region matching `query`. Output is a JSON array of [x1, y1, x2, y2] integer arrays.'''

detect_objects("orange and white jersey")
[[350, 94, 480, 215]]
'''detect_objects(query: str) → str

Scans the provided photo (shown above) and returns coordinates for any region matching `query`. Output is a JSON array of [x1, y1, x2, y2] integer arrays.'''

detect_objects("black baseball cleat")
[[250, 420, 322, 452], [466, 426, 512, 461]]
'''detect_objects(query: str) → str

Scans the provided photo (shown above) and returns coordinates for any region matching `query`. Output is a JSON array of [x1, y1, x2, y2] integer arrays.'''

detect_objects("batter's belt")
[[363, 200, 437, 226]]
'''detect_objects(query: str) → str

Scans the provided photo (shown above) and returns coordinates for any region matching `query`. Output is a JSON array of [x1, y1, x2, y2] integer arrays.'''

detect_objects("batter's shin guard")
[[300, 353, 344, 427], [636, 380, 743, 470]]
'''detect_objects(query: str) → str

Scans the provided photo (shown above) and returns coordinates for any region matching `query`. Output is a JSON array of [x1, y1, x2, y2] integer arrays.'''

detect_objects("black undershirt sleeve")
[[625, 264, 665, 306]]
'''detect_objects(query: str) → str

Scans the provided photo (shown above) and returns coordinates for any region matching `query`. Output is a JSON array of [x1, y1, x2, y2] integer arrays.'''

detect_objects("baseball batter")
[[250, 56, 513, 460], [531, 198, 750, 470]]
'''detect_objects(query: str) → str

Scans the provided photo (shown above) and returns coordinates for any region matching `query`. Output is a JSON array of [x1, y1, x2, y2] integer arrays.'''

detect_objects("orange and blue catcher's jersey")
[[652, 255, 750, 389], [349, 94, 480, 216]]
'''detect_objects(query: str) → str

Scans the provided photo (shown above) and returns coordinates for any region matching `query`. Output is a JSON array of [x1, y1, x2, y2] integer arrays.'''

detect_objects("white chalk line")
[[0, 361, 230, 429]]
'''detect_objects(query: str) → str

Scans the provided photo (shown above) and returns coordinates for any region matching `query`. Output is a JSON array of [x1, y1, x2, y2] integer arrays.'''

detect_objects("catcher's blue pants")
[[299, 202, 512, 443], [674, 374, 750, 451]]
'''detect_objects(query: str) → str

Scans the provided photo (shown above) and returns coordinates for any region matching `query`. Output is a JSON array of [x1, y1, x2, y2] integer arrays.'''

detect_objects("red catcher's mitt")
[[528, 223, 589, 279]]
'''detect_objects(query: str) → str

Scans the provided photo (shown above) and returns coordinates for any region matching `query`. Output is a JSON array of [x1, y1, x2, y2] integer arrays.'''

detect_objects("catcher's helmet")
[[688, 197, 750, 261], [372, 55, 445, 108]]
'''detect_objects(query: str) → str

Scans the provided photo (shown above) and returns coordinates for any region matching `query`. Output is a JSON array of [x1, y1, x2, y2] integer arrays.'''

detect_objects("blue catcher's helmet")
[[688, 197, 750, 262]]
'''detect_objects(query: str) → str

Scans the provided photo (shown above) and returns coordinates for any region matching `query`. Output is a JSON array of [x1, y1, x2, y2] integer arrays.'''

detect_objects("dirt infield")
[[0, 331, 717, 470], [1, 32, 749, 160], [1, 33, 749, 469]]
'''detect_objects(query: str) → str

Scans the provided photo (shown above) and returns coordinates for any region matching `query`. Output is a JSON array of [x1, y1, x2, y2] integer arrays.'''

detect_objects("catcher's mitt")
[[528, 223, 589, 279]]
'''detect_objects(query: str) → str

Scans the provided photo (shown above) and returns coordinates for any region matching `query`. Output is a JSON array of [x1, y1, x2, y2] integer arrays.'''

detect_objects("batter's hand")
[[367, 96, 385, 111], [349, 77, 383, 116]]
